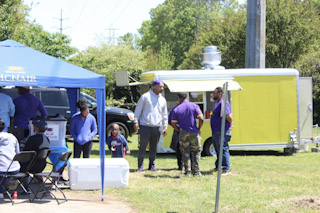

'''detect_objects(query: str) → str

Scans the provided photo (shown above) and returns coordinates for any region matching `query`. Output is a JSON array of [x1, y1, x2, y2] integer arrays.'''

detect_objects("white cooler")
[[68, 158, 129, 190]]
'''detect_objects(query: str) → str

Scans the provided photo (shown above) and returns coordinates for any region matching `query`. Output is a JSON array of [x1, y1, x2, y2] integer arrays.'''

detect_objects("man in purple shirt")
[[171, 93, 204, 177], [13, 87, 47, 137], [70, 101, 97, 158], [210, 87, 233, 175]]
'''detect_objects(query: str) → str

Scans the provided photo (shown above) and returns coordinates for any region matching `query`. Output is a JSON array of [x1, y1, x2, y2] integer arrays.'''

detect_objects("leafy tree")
[[294, 47, 320, 124], [0, 0, 27, 40], [15, 23, 76, 60], [266, 0, 320, 68], [179, 0, 246, 69], [138, 0, 197, 68], [70, 43, 148, 108]]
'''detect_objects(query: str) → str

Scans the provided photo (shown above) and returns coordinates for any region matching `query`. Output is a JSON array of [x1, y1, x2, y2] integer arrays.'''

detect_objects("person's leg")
[[212, 131, 221, 169], [179, 130, 191, 175], [82, 141, 93, 158], [73, 142, 82, 158], [176, 139, 183, 170], [137, 125, 151, 168], [190, 133, 202, 176], [222, 134, 231, 172], [148, 127, 161, 168]]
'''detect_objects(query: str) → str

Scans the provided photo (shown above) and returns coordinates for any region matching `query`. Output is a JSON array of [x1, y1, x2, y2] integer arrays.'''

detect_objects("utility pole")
[[245, 0, 266, 68], [106, 27, 118, 45], [54, 9, 69, 34]]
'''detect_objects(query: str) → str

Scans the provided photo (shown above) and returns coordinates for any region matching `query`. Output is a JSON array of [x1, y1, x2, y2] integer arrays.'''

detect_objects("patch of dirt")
[[272, 195, 320, 210]]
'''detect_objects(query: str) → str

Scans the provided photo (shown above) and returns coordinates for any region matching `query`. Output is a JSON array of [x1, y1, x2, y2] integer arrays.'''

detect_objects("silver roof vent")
[[200, 46, 224, 70]]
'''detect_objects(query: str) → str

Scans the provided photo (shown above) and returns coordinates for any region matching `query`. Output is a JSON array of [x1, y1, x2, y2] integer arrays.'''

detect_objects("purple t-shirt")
[[171, 101, 203, 133], [210, 99, 231, 132], [13, 93, 47, 130]]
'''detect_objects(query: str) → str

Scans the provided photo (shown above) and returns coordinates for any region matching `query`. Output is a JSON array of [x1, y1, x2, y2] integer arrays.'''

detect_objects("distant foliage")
[[294, 47, 320, 124], [0, 0, 27, 41], [69, 43, 147, 106]]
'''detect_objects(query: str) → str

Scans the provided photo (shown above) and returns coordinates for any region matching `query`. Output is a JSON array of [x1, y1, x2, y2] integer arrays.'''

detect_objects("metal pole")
[[245, 0, 266, 68], [215, 82, 228, 213]]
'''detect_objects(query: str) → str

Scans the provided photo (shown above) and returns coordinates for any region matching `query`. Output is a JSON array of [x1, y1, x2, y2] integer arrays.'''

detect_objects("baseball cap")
[[32, 119, 48, 132], [153, 80, 163, 86]]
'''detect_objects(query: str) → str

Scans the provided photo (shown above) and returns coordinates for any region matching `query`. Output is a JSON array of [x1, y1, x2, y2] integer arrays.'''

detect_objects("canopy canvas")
[[0, 39, 107, 199]]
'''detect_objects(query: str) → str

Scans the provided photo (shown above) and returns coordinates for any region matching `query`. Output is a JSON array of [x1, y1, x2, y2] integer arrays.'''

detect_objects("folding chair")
[[0, 151, 36, 205], [32, 151, 72, 205], [25, 149, 51, 194]]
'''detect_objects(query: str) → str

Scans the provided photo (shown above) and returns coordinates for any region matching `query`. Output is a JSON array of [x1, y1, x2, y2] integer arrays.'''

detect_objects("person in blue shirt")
[[0, 88, 15, 132], [106, 123, 130, 158], [70, 101, 97, 158]]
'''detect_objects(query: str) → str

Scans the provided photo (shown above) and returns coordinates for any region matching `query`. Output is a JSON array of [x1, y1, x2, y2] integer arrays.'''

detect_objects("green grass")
[[63, 136, 320, 213]]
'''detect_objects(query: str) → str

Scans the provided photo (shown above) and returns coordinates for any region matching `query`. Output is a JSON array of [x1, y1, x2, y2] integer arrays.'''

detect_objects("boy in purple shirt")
[[171, 93, 204, 177], [106, 123, 130, 158], [210, 87, 233, 175]]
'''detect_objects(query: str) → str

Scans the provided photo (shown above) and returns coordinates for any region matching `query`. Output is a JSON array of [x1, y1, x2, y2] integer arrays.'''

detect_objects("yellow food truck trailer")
[[116, 67, 314, 155]]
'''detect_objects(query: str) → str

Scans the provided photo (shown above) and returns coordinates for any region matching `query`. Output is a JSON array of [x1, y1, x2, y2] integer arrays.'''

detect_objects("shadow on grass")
[[143, 174, 181, 179], [230, 150, 290, 156]]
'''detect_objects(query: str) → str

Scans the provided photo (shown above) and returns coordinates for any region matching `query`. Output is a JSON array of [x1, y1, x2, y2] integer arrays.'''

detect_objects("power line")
[[110, 0, 134, 27], [86, 0, 124, 33], [73, 0, 89, 30]]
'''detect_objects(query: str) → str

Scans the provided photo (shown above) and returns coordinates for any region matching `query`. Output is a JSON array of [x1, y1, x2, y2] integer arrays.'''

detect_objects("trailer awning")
[[162, 79, 242, 92]]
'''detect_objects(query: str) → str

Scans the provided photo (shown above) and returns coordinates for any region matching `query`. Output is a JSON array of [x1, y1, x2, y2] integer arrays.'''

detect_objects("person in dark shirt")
[[13, 87, 47, 138], [21, 119, 50, 173], [106, 124, 130, 158]]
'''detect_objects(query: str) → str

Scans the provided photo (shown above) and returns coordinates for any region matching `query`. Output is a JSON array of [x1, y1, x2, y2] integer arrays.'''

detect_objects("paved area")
[[0, 190, 135, 213]]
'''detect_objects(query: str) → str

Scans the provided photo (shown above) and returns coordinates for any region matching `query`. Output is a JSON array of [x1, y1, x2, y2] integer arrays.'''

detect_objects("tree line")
[[1, 0, 320, 122]]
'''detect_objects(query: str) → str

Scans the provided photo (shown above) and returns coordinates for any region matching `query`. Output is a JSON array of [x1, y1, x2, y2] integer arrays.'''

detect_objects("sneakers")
[[222, 170, 232, 176], [148, 165, 160, 172], [212, 167, 219, 172], [194, 172, 203, 177], [138, 166, 145, 172]]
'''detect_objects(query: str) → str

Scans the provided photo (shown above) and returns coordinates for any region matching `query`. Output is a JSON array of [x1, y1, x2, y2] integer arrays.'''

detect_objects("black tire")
[[107, 122, 129, 139], [202, 137, 217, 157]]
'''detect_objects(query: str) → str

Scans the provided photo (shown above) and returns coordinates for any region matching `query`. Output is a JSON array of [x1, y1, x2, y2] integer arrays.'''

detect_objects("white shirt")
[[134, 90, 168, 128]]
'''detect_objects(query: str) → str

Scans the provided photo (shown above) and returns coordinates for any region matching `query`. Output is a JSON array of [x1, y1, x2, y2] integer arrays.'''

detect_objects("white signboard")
[[45, 124, 59, 141]]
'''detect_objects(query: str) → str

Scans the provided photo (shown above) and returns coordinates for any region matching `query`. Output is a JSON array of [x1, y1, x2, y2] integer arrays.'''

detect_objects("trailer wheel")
[[202, 137, 217, 157], [284, 147, 296, 155]]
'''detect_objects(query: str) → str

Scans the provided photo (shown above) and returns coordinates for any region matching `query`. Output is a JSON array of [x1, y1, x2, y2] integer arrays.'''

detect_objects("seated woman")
[[21, 119, 50, 173], [0, 119, 20, 198]]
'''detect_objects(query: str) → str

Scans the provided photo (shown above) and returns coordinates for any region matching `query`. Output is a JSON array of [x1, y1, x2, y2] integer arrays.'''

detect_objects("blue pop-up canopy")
[[0, 39, 106, 200]]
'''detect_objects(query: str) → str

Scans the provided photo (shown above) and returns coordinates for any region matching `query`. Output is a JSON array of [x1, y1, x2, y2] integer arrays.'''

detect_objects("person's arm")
[[70, 116, 77, 140], [9, 97, 15, 126], [89, 116, 98, 141], [38, 101, 48, 118], [161, 99, 168, 136], [15, 137, 20, 154], [171, 121, 180, 132], [226, 114, 233, 126], [123, 137, 130, 154], [198, 115, 204, 130], [134, 95, 145, 131], [225, 102, 233, 126]]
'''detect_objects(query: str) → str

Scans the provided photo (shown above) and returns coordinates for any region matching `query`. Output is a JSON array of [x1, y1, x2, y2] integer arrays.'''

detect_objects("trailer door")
[[299, 77, 313, 139]]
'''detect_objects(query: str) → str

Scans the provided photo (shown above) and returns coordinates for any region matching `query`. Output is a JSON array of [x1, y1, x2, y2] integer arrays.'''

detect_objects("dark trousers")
[[171, 130, 182, 168], [138, 125, 161, 168], [74, 141, 93, 158]]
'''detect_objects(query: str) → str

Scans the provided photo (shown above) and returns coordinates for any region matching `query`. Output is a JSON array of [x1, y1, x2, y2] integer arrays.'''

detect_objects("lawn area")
[[65, 135, 320, 213]]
